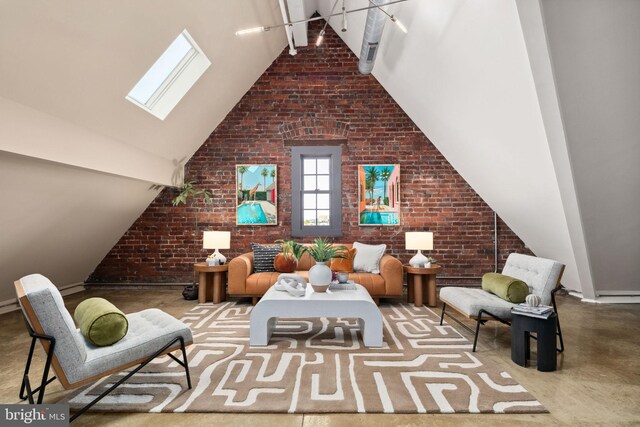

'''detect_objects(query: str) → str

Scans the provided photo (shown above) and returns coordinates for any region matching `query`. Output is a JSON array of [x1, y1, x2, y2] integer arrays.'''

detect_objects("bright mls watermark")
[[1, 404, 68, 426]]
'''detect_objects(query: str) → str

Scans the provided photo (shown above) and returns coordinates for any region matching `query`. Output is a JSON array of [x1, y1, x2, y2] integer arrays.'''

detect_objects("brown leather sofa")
[[228, 243, 403, 303]]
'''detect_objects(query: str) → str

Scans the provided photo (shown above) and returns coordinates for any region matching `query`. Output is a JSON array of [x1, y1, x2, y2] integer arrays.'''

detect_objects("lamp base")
[[409, 250, 430, 268], [207, 249, 227, 266]]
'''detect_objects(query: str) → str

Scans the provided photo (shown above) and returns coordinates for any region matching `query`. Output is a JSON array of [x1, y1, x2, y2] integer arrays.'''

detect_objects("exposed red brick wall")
[[89, 21, 531, 285]]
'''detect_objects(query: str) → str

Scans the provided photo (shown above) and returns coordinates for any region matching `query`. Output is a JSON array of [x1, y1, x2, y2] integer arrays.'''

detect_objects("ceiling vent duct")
[[358, 0, 388, 75]]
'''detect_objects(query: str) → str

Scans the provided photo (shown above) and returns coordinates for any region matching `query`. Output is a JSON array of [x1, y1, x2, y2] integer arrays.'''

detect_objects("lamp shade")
[[203, 231, 230, 250], [405, 232, 433, 250]]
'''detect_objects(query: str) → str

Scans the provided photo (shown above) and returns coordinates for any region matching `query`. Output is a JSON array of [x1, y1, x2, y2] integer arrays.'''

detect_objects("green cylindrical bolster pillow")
[[481, 273, 529, 303], [74, 298, 129, 346]]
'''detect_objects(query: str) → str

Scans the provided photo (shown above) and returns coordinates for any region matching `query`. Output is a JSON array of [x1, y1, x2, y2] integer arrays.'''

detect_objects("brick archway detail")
[[278, 118, 350, 140]]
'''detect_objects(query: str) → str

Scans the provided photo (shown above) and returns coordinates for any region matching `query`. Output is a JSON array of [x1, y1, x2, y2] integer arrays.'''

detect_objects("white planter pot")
[[309, 263, 332, 285]]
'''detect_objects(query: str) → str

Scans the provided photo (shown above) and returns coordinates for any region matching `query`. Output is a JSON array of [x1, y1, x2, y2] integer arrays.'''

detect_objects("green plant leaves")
[[171, 181, 213, 206]]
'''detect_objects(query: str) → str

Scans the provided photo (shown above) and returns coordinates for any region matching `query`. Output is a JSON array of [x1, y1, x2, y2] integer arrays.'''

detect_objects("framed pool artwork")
[[358, 165, 400, 226], [236, 164, 277, 225]]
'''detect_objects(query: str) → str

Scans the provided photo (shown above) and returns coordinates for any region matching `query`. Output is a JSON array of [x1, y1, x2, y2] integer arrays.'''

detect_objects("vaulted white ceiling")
[[0, 0, 288, 302], [0, 0, 637, 303]]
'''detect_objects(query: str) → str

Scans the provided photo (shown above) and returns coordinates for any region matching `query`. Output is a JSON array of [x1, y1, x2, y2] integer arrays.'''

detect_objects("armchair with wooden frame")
[[438, 253, 566, 353], [15, 274, 193, 422]]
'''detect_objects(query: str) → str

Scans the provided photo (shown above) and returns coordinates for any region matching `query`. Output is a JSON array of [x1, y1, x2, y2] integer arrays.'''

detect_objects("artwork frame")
[[236, 164, 278, 226], [358, 164, 400, 226]]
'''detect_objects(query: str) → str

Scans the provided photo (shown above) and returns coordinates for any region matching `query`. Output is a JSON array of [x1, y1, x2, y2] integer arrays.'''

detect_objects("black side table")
[[511, 311, 558, 372]]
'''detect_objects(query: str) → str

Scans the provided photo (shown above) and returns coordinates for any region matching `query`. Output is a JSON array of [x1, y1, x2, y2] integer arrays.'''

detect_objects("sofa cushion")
[[439, 287, 516, 319], [353, 242, 386, 274], [330, 248, 357, 272], [481, 273, 529, 303], [245, 271, 386, 296], [246, 272, 282, 295], [348, 273, 386, 295], [251, 243, 281, 273]]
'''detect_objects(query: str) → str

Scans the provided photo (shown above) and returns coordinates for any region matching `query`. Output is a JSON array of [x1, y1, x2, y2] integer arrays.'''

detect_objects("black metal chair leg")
[[38, 335, 56, 404], [180, 337, 192, 389], [20, 326, 57, 405], [70, 336, 188, 422], [19, 337, 37, 400], [551, 288, 565, 353], [439, 303, 447, 326], [473, 311, 484, 352]]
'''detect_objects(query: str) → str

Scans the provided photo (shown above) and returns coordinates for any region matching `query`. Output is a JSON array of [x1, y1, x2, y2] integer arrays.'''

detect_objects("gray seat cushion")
[[82, 309, 193, 379], [440, 287, 516, 319]]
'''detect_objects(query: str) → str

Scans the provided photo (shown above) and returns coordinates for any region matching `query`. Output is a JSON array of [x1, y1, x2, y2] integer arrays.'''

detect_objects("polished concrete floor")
[[1, 288, 639, 426]]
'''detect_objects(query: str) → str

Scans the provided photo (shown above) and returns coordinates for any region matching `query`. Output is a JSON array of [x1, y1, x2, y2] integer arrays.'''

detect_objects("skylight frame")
[[126, 29, 211, 120]]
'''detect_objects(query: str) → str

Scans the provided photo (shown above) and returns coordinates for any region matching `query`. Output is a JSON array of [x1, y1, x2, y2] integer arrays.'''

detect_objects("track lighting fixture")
[[367, 0, 408, 34], [235, 26, 269, 36], [341, 0, 348, 32], [391, 15, 408, 33], [316, 0, 340, 47], [235, 0, 408, 37]]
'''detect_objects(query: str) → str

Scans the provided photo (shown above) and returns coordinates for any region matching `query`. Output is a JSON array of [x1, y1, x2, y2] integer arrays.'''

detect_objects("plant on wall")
[[172, 181, 213, 206], [170, 181, 213, 292]]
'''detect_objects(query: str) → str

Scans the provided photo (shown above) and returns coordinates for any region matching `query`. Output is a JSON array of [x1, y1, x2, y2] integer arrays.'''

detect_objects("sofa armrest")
[[379, 254, 403, 296], [228, 252, 254, 295]]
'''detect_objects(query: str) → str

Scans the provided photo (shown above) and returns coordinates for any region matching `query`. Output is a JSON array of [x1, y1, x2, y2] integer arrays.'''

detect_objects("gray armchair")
[[439, 253, 565, 352], [15, 274, 193, 422]]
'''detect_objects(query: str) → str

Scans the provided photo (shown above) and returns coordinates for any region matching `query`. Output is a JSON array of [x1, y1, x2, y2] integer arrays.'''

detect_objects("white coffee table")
[[249, 283, 383, 347]]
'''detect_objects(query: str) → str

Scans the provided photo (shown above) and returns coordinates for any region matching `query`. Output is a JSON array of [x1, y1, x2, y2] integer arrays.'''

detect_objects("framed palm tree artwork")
[[236, 164, 277, 225], [358, 165, 400, 225]]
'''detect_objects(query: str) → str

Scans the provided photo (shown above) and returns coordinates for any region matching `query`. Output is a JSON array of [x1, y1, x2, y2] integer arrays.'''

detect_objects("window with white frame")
[[126, 29, 210, 120], [291, 146, 342, 237]]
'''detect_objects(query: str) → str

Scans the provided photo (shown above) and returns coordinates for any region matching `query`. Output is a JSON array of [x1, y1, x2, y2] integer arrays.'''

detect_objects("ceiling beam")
[[0, 96, 180, 187]]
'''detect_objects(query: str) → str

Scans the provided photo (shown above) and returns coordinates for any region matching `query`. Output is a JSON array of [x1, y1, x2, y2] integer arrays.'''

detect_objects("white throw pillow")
[[352, 242, 386, 274]]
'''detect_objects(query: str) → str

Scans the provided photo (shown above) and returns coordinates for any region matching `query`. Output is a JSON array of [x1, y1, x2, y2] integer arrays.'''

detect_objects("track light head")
[[391, 16, 408, 33], [235, 26, 268, 36], [316, 29, 326, 47], [342, 2, 348, 32]]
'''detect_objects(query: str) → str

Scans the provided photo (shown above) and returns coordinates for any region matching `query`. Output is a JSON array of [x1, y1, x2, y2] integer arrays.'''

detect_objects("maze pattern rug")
[[63, 301, 545, 414]]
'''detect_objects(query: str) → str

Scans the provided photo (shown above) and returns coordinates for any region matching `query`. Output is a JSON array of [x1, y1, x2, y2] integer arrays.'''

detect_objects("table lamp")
[[203, 231, 230, 266], [405, 232, 434, 267]]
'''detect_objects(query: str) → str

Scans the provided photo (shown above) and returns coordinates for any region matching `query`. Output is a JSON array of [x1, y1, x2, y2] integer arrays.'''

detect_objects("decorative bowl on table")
[[336, 271, 349, 283], [311, 284, 330, 293]]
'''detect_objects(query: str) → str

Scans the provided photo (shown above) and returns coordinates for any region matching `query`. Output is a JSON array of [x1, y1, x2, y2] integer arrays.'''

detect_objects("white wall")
[[0, 152, 160, 302], [319, 0, 585, 293], [540, 0, 640, 293], [0, 0, 288, 302]]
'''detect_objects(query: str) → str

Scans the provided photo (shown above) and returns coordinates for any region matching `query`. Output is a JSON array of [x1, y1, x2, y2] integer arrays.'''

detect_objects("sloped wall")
[[540, 0, 640, 294], [317, 0, 585, 293], [88, 22, 530, 285]]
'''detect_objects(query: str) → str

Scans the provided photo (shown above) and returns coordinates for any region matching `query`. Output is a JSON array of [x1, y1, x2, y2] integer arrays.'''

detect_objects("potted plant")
[[274, 240, 307, 273], [307, 238, 347, 288]]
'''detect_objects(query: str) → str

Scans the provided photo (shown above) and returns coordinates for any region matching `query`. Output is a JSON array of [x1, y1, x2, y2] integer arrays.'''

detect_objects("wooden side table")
[[404, 264, 442, 307], [193, 263, 229, 304]]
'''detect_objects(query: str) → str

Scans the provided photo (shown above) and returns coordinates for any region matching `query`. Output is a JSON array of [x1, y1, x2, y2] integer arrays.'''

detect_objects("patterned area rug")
[[62, 302, 546, 414]]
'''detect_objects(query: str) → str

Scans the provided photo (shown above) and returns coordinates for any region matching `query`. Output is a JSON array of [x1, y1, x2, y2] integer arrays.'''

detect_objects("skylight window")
[[126, 30, 210, 120]]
